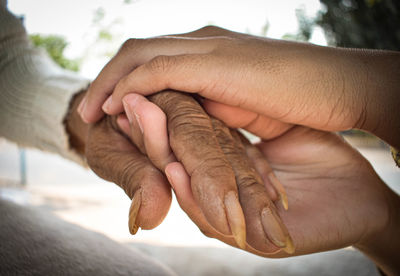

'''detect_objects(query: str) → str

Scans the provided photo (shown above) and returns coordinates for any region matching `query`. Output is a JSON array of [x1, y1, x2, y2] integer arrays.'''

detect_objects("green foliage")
[[29, 34, 80, 71], [317, 0, 400, 50], [281, 0, 400, 50], [98, 29, 113, 41]]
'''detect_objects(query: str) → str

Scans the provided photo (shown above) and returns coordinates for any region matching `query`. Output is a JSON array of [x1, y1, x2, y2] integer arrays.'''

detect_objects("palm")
[[258, 127, 388, 255]]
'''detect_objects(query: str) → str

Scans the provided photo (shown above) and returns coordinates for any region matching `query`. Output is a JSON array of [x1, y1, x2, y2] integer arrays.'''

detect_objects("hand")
[[68, 89, 295, 254], [117, 90, 294, 254], [65, 91, 172, 231], [79, 26, 400, 147], [118, 90, 400, 274], [167, 125, 400, 275]]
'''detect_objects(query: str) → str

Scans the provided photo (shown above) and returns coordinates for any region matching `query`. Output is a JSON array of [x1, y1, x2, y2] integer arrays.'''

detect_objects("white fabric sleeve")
[[0, 2, 90, 164]]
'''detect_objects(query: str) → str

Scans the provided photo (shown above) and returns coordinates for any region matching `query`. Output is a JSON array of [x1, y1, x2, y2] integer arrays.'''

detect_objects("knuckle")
[[170, 113, 213, 144], [146, 55, 175, 75], [169, 95, 209, 124], [237, 174, 259, 189], [154, 92, 212, 132], [190, 155, 233, 185], [118, 161, 157, 198], [199, 25, 221, 32], [113, 75, 129, 95], [120, 38, 141, 52], [85, 146, 116, 182]]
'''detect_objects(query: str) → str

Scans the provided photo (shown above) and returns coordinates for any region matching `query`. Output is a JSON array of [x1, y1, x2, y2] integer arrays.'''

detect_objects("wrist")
[[65, 90, 89, 156], [355, 187, 400, 276], [345, 48, 400, 148]]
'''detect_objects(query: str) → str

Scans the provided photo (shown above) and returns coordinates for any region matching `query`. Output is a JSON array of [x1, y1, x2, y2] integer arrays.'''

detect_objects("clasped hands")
[[66, 26, 400, 270], [68, 90, 294, 256], [67, 88, 394, 259]]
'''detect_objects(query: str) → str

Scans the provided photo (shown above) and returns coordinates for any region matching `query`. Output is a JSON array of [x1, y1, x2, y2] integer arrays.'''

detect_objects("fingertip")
[[122, 93, 145, 106], [133, 169, 172, 230], [134, 100, 176, 170], [137, 101, 167, 138], [102, 96, 113, 113], [79, 88, 109, 123], [116, 113, 131, 137], [77, 94, 87, 115], [121, 93, 147, 126], [165, 162, 190, 192], [80, 109, 105, 124], [98, 94, 126, 116]]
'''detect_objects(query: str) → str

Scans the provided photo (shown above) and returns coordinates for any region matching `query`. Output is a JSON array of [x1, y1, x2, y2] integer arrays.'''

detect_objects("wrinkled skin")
[[116, 91, 399, 263], [80, 25, 400, 149], [163, 124, 398, 259], [70, 90, 399, 266], [149, 91, 291, 253], [85, 90, 293, 254], [74, 24, 400, 274]]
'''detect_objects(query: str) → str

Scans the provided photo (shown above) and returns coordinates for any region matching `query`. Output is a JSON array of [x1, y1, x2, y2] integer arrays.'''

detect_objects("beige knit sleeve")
[[0, 3, 90, 164]]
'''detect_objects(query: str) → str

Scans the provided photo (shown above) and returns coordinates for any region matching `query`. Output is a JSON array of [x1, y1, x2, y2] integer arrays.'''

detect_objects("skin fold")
[[121, 90, 293, 253], [79, 26, 400, 149], [68, 90, 293, 253], [117, 91, 400, 275], [69, 88, 400, 274], [73, 25, 400, 274], [68, 91, 172, 230]]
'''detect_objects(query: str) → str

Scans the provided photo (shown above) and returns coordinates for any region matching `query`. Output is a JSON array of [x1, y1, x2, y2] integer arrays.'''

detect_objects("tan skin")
[[79, 26, 400, 148], [70, 88, 399, 275], [68, 90, 294, 254], [67, 91, 172, 230], [75, 26, 400, 275], [117, 91, 400, 275]]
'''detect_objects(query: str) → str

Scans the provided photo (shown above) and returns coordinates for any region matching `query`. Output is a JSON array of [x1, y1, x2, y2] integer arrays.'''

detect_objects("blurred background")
[[1, 0, 399, 275]]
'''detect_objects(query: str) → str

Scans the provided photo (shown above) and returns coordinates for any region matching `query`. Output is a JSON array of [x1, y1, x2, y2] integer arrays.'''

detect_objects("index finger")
[[79, 37, 216, 123]]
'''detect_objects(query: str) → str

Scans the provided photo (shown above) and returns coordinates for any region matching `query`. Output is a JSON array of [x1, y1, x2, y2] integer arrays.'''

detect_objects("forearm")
[[0, 4, 90, 163], [266, 41, 400, 148]]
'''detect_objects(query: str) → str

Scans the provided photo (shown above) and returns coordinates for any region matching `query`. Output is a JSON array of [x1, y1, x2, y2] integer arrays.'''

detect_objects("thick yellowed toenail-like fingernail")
[[268, 172, 288, 210], [283, 235, 295, 254], [261, 207, 287, 248], [224, 191, 246, 249], [128, 188, 142, 235]]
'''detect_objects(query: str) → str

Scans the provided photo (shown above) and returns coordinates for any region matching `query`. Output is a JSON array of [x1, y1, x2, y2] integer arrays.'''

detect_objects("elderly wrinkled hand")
[[66, 90, 294, 255], [118, 90, 293, 254], [120, 91, 400, 264]]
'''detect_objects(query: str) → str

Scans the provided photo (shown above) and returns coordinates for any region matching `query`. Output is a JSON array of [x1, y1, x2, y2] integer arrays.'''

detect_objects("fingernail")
[[79, 98, 90, 123], [122, 99, 143, 134], [134, 112, 143, 134], [102, 96, 112, 113], [268, 172, 288, 210], [122, 100, 134, 123], [77, 95, 87, 115], [261, 207, 287, 248], [283, 235, 295, 254], [224, 191, 246, 249], [128, 188, 142, 235], [165, 169, 173, 185]]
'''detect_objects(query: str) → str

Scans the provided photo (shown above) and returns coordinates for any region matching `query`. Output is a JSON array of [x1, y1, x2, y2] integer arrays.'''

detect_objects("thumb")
[[85, 116, 172, 231], [203, 100, 293, 140]]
